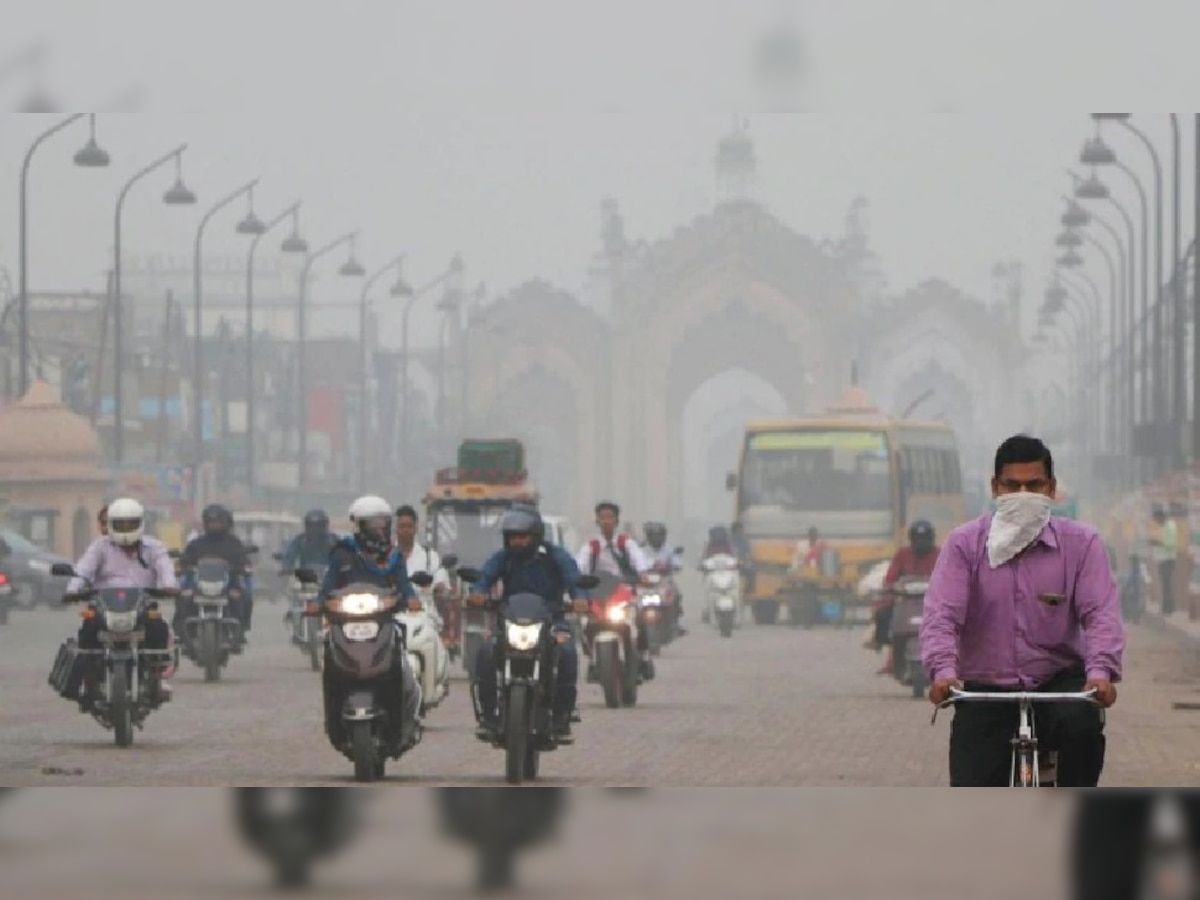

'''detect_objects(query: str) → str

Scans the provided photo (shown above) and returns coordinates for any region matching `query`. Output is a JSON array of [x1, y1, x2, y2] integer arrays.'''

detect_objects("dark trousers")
[[475, 637, 577, 722], [1072, 793, 1200, 900], [873, 605, 894, 647], [948, 669, 1105, 786], [1159, 559, 1177, 615]]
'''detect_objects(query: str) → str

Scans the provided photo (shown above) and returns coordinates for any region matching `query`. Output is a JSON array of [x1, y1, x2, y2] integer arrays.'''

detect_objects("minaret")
[[715, 116, 757, 206]]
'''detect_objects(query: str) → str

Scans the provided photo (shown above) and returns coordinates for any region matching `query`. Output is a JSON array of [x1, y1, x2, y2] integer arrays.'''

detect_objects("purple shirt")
[[66, 536, 178, 595], [920, 514, 1125, 687]]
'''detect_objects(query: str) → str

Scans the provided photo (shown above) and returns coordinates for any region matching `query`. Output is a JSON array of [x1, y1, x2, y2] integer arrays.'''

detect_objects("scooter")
[[396, 554, 457, 715], [887, 578, 929, 698], [701, 553, 741, 637]]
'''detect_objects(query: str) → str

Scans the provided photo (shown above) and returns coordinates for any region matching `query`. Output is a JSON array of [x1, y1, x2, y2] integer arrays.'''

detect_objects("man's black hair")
[[595, 501, 620, 517], [395, 504, 418, 522], [993, 434, 1055, 481]]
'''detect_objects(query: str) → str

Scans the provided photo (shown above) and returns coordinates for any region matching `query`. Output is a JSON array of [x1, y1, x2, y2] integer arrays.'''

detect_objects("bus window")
[[942, 450, 962, 493]]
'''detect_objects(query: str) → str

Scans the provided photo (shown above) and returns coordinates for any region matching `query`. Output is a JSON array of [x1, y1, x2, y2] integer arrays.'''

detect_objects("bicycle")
[[931, 688, 1103, 786]]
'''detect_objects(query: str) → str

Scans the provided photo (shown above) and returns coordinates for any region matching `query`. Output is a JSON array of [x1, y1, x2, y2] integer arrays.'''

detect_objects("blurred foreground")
[[1, 788, 1195, 899]]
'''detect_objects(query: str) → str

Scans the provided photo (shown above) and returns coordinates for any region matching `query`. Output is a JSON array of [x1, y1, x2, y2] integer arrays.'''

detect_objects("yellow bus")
[[725, 384, 966, 625]]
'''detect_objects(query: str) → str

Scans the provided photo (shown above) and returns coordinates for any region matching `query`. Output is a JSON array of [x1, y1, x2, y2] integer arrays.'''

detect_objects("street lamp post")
[[18, 112, 110, 396], [245, 203, 306, 495], [297, 232, 364, 490], [398, 254, 466, 482], [192, 180, 264, 471], [357, 256, 412, 493], [112, 145, 195, 463]]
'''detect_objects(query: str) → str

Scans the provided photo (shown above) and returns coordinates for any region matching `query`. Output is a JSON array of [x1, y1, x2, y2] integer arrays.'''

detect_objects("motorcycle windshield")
[[504, 592, 552, 624], [591, 571, 625, 599], [97, 588, 141, 612], [195, 558, 230, 584]]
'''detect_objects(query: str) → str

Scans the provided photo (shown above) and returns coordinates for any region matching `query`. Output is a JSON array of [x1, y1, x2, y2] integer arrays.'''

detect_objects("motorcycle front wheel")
[[111, 666, 133, 748], [350, 721, 381, 783], [504, 684, 536, 784]]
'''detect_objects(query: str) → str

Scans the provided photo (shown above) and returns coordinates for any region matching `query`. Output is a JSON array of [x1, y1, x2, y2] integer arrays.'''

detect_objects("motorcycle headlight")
[[710, 571, 737, 592], [332, 593, 384, 616], [505, 622, 542, 651], [198, 580, 225, 597], [105, 611, 138, 633], [606, 603, 630, 625]]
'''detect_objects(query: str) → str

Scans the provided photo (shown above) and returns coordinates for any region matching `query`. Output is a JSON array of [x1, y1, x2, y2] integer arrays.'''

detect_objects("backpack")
[[589, 534, 637, 580]]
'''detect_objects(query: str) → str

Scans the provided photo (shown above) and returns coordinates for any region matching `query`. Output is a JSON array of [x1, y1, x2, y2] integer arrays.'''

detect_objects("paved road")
[[2, 588, 1199, 786]]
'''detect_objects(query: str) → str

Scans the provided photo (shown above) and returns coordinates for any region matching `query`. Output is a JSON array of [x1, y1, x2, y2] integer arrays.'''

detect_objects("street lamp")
[[1055, 230, 1083, 248], [112, 145, 195, 464], [357, 254, 410, 492], [1088, 114, 1168, 466], [399, 254, 466, 484], [297, 231, 363, 489], [192, 179, 261, 471], [18, 112, 111, 396], [245, 202, 306, 495]]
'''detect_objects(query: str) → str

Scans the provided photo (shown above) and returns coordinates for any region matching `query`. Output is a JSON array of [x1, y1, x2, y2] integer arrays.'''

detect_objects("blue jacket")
[[318, 536, 417, 607], [471, 542, 587, 617], [282, 532, 339, 571]]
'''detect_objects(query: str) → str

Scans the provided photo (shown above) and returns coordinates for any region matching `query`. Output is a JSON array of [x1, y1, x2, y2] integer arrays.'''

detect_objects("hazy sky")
[[2, 1, 1198, 350]]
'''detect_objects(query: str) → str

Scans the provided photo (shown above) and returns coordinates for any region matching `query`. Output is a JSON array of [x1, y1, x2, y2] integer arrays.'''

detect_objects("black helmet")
[[708, 524, 730, 544], [508, 503, 544, 543], [304, 509, 329, 529], [201, 504, 233, 536], [909, 520, 934, 543]]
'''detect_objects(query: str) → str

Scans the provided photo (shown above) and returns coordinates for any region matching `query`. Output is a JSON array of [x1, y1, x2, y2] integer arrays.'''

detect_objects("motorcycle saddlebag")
[[48, 638, 85, 699]]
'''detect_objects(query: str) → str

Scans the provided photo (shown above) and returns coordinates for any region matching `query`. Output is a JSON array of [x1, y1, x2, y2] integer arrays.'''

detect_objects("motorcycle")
[[294, 568, 428, 783], [584, 571, 644, 709], [181, 557, 245, 683], [887, 578, 929, 698], [701, 553, 741, 637], [456, 565, 599, 784], [48, 562, 179, 748], [276, 554, 327, 672], [639, 572, 672, 656], [398, 554, 457, 715]]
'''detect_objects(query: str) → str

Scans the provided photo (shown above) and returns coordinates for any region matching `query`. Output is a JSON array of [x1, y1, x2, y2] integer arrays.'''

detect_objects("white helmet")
[[348, 495, 392, 522], [107, 498, 145, 547]]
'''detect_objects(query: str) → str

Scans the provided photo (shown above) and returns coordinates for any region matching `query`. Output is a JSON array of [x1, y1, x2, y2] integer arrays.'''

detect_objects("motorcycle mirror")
[[294, 568, 319, 585], [576, 574, 600, 590], [410, 572, 434, 588], [456, 566, 482, 583], [50, 562, 76, 578], [441, 553, 459, 570]]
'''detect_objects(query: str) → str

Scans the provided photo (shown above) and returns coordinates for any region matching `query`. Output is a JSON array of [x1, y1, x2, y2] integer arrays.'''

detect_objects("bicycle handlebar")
[[937, 688, 1098, 711]]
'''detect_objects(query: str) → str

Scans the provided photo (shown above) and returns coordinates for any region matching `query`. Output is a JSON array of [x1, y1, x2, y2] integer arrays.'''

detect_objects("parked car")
[[0, 529, 72, 610]]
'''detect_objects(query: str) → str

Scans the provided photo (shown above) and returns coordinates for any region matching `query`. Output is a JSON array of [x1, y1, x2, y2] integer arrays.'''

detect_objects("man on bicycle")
[[921, 435, 1125, 787]]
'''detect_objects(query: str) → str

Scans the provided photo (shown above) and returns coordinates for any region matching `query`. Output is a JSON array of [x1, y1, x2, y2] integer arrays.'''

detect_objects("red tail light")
[[0, 572, 7, 586]]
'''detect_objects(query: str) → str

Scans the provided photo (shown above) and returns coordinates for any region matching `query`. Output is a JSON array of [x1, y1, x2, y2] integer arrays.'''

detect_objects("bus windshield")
[[430, 503, 509, 568], [740, 430, 892, 512]]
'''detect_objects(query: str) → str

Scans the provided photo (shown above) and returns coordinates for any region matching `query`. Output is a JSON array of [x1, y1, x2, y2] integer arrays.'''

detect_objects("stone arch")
[[476, 364, 579, 517], [643, 287, 823, 524], [462, 280, 608, 523]]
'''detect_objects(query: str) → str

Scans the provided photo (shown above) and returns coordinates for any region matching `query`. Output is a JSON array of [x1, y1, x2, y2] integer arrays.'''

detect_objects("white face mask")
[[986, 492, 1053, 568]]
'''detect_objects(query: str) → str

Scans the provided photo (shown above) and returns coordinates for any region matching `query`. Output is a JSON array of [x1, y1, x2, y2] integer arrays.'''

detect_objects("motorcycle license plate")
[[343, 621, 380, 641], [716, 597, 736, 611]]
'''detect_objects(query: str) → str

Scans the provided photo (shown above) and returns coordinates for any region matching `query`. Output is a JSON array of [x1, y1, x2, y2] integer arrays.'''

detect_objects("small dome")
[[0, 381, 106, 481], [828, 384, 881, 415]]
